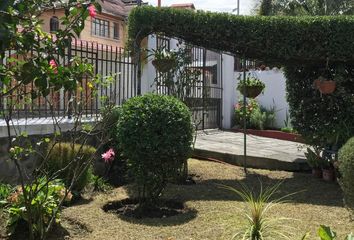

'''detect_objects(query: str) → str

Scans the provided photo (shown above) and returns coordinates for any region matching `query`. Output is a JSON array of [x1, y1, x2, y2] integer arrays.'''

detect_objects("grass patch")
[[2, 159, 353, 239]]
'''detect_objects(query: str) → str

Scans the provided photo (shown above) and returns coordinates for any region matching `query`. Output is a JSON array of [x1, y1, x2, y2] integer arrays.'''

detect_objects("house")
[[40, 0, 143, 48]]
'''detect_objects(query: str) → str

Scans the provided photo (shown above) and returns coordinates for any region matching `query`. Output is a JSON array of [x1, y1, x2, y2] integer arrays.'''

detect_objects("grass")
[[1, 159, 354, 239]]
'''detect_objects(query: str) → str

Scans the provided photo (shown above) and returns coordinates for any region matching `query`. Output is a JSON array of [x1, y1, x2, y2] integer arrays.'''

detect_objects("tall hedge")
[[285, 64, 354, 148], [128, 6, 354, 64], [338, 137, 354, 216]]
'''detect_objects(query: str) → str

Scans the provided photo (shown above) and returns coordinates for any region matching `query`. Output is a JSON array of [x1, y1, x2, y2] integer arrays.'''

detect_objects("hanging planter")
[[237, 73, 265, 99], [149, 47, 178, 73], [313, 74, 336, 95], [152, 58, 177, 73]]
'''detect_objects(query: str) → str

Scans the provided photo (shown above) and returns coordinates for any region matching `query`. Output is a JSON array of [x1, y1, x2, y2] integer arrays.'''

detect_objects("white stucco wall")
[[234, 69, 290, 129]]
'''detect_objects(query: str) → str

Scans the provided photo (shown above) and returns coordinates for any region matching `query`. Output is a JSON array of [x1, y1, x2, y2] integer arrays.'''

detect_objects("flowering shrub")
[[234, 99, 275, 130], [234, 99, 259, 126], [102, 148, 115, 164], [5, 178, 71, 237]]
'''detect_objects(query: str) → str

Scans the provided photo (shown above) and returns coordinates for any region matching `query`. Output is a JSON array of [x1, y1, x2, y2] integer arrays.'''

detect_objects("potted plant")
[[313, 76, 336, 94], [322, 155, 335, 182], [237, 73, 265, 98], [304, 147, 323, 178], [150, 47, 178, 73]]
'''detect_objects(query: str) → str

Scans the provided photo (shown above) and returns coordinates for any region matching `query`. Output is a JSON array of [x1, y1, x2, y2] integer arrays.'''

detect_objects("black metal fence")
[[0, 39, 137, 119]]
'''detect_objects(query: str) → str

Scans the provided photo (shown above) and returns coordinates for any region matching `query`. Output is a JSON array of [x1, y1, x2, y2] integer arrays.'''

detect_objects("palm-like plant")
[[221, 182, 295, 240], [257, 0, 354, 16]]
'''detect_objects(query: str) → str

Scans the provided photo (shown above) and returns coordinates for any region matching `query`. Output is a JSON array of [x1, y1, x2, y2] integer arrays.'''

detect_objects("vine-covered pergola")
[[128, 6, 354, 150]]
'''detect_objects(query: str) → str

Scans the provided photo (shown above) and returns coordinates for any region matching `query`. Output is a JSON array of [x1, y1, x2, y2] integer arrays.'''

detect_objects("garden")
[[0, 1, 354, 240]]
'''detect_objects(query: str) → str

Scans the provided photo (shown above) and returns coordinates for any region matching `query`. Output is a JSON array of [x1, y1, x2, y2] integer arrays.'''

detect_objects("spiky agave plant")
[[221, 182, 295, 240]]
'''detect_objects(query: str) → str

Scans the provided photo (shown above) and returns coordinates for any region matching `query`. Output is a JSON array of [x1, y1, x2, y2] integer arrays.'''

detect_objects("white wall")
[[234, 69, 290, 129]]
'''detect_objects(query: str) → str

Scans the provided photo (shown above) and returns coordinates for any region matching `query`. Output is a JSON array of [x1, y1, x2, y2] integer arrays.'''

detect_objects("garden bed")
[[1, 159, 352, 239], [232, 129, 305, 143]]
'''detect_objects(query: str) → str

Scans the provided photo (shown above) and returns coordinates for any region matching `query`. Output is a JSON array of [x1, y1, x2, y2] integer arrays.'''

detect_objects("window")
[[113, 23, 119, 40], [91, 18, 110, 38], [50, 16, 59, 32]]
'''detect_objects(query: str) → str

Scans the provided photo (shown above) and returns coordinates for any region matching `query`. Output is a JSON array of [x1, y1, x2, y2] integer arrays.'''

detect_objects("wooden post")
[[158, 0, 161, 7]]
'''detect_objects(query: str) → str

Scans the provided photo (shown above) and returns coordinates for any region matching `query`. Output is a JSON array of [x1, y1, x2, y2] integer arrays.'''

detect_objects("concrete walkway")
[[194, 130, 309, 171]]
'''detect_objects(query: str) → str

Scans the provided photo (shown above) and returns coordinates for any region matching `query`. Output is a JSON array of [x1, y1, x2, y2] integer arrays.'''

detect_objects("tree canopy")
[[257, 0, 354, 16]]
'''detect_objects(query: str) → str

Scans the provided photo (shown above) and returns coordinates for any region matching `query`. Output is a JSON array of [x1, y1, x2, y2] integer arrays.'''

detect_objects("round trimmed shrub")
[[116, 94, 193, 205], [338, 137, 354, 216]]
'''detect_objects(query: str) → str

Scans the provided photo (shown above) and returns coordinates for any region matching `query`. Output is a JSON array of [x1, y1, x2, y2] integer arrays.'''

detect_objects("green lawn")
[[53, 159, 354, 240]]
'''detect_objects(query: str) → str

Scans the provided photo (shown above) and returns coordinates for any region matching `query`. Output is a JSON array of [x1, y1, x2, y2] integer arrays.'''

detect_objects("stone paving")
[[194, 130, 309, 171]]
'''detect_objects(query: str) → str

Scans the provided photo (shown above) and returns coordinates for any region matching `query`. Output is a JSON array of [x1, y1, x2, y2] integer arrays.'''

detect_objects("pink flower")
[[49, 59, 58, 74], [102, 148, 115, 163], [88, 4, 96, 18]]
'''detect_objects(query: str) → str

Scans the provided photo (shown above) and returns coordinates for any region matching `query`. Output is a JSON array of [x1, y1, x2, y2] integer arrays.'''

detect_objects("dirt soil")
[[2, 159, 354, 239]]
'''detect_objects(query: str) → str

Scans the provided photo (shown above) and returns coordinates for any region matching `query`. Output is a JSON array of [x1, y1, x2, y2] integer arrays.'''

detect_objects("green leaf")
[[318, 225, 337, 240]]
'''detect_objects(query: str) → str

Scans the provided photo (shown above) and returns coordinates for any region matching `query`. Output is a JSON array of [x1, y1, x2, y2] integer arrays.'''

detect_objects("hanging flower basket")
[[314, 78, 336, 94], [152, 58, 177, 73], [239, 86, 264, 98]]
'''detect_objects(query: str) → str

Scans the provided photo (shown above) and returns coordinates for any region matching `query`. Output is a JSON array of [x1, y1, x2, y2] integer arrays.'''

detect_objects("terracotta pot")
[[312, 168, 322, 178], [239, 86, 264, 98], [322, 168, 335, 182], [152, 59, 177, 73], [314, 79, 336, 94]]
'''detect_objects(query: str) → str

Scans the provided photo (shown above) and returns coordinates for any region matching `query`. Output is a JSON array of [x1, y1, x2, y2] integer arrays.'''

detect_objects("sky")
[[144, 0, 258, 15]]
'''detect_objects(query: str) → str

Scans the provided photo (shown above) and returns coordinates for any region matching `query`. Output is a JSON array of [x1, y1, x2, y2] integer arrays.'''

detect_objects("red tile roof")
[[170, 3, 195, 10]]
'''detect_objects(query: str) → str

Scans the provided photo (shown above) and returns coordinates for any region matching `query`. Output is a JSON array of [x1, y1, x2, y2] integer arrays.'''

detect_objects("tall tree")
[[256, 0, 354, 16]]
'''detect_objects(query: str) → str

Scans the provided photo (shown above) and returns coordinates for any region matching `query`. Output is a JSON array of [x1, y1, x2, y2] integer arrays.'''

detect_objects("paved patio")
[[194, 130, 309, 171]]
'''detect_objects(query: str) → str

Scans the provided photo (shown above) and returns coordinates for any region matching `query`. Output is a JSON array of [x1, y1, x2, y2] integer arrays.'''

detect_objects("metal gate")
[[155, 37, 223, 130]]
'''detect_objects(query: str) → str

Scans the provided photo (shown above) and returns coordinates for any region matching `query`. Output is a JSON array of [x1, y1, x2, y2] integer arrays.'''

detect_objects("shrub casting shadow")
[[102, 198, 198, 226], [168, 172, 343, 207]]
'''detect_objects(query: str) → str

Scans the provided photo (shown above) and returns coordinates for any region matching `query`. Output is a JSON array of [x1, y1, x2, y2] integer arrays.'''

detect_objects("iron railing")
[[0, 39, 137, 119]]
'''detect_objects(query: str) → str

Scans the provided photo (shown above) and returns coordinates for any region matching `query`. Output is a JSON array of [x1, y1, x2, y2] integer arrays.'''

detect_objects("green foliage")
[[304, 147, 324, 169], [234, 100, 275, 130], [46, 143, 96, 192], [257, 0, 354, 16], [90, 175, 112, 192], [149, 47, 178, 62], [128, 6, 354, 64], [5, 178, 71, 238], [285, 64, 354, 148], [302, 225, 353, 240], [338, 137, 354, 216], [222, 182, 293, 240], [237, 73, 266, 93], [0, 184, 13, 207], [116, 94, 193, 206]]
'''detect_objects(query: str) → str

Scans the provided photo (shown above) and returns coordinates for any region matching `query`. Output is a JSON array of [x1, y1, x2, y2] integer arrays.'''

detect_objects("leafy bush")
[[234, 100, 275, 130], [128, 6, 354, 64], [100, 105, 129, 185], [45, 143, 96, 192], [116, 94, 193, 206], [285, 64, 354, 148], [338, 137, 354, 217], [0, 184, 13, 207], [5, 178, 72, 238]]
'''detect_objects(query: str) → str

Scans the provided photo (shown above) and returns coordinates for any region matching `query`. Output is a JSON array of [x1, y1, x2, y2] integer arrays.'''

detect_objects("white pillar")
[[221, 54, 236, 129], [140, 35, 157, 94]]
